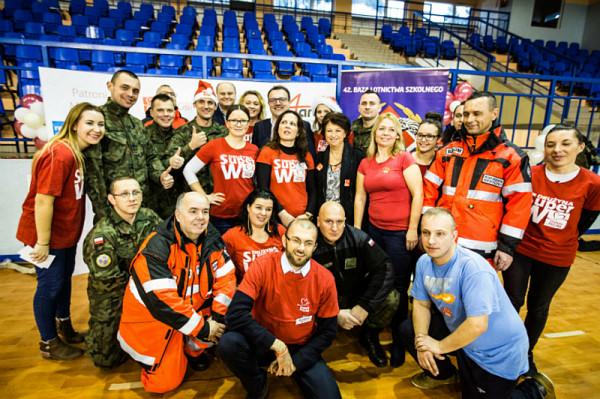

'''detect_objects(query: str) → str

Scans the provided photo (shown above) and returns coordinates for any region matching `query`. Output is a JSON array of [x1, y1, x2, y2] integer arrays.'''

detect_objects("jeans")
[[33, 246, 77, 341], [218, 331, 341, 399], [502, 252, 570, 372]]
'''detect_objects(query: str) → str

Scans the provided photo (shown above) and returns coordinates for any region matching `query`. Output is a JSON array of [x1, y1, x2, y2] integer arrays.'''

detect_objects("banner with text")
[[339, 68, 448, 151], [39, 67, 336, 134]]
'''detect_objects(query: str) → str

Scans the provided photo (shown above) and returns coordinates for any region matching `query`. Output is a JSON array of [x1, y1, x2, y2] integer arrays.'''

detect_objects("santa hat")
[[193, 80, 217, 104], [312, 96, 342, 114]]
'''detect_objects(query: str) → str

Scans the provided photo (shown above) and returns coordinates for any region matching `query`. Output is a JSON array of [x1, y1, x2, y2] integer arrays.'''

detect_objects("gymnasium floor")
[[1, 246, 599, 398]]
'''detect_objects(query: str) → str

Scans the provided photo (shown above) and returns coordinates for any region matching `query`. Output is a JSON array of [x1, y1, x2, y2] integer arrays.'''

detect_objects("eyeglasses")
[[112, 190, 142, 199], [268, 97, 289, 104], [227, 119, 249, 125], [285, 235, 315, 248], [416, 134, 438, 141]]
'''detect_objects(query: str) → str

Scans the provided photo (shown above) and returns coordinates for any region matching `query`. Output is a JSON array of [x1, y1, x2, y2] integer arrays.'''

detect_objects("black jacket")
[[312, 225, 394, 313], [252, 118, 317, 160], [315, 143, 364, 224]]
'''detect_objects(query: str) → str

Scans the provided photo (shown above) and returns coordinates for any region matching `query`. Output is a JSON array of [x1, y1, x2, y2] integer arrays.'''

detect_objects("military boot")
[[40, 337, 83, 360], [56, 318, 86, 344], [359, 327, 387, 368]]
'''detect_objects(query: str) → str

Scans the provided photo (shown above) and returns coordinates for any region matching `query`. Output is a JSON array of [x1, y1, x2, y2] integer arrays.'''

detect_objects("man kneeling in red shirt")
[[219, 218, 341, 399]]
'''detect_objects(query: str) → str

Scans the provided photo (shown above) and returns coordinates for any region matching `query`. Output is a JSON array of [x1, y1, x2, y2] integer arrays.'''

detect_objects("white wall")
[[582, 3, 600, 50], [507, 0, 587, 44]]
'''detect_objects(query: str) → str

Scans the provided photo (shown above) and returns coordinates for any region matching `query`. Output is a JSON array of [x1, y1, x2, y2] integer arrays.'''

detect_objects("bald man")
[[118, 192, 237, 393], [312, 202, 399, 368], [213, 82, 237, 125], [220, 218, 341, 399]]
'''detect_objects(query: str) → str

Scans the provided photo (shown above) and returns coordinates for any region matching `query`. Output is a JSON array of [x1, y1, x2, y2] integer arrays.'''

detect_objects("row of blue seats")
[[382, 25, 457, 60]]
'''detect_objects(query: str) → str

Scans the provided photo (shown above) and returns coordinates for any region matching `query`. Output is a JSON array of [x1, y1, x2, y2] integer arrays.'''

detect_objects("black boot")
[[188, 351, 211, 371], [390, 325, 406, 368], [359, 328, 387, 368], [56, 318, 85, 344]]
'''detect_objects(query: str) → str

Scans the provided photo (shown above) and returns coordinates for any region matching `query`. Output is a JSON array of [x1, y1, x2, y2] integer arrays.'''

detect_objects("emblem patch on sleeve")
[[95, 253, 112, 268]]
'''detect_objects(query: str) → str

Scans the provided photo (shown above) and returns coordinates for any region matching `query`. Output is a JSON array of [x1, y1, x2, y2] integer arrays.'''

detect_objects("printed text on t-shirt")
[[273, 159, 307, 183], [531, 192, 575, 230]]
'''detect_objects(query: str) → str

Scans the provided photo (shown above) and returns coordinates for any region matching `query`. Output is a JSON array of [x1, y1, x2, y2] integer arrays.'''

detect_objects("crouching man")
[[118, 192, 236, 393], [219, 219, 341, 399]]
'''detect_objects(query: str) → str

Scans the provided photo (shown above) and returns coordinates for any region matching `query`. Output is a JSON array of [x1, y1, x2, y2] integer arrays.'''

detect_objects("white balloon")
[[21, 124, 37, 139], [23, 112, 43, 129], [29, 102, 45, 119], [534, 134, 546, 152], [528, 150, 544, 166], [14, 107, 29, 122], [35, 126, 50, 141]]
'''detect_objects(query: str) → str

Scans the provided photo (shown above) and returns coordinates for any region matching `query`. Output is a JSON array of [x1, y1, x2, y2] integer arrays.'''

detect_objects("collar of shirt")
[[281, 253, 311, 277]]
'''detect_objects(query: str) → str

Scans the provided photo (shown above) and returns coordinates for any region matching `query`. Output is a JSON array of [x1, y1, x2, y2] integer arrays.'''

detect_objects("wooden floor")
[[1, 247, 600, 398]]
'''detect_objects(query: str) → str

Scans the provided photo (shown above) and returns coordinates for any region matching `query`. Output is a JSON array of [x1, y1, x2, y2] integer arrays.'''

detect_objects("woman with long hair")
[[16, 102, 105, 360], [311, 97, 343, 153], [222, 189, 285, 282], [354, 112, 423, 367], [183, 104, 259, 234], [315, 112, 364, 223], [503, 124, 600, 380], [239, 90, 265, 143], [256, 109, 316, 226], [413, 115, 442, 179]]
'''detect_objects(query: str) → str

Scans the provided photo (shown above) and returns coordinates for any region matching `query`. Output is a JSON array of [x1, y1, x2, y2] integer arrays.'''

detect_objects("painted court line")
[[544, 330, 585, 339], [108, 381, 144, 391]]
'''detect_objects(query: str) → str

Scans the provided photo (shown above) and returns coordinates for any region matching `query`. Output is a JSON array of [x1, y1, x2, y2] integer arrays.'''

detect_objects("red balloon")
[[443, 109, 453, 126], [454, 81, 474, 99], [20, 94, 43, 108], [33, 137, 47, 150], [14, 120, 23, 136], [445, 91, 455, 108], [454, 91, 471, 102]]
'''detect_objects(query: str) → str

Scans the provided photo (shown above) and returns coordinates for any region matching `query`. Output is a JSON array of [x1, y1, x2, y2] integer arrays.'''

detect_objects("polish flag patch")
[[94, 237, 105, 246], [368, 239, 375, 247]]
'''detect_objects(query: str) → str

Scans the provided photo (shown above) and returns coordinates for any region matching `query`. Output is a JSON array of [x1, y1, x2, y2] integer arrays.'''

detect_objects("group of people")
[[16, 69, 600, 398]]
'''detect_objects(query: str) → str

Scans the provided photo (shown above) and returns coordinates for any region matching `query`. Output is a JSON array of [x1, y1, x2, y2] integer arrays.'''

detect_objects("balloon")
[[33, 137, 47, 150], [23, 112, 43, 129], [29, 101, 45, 118], [449, 100, 462, 113], [14, 107, 29, 122], [20, 94, 43, 108], [443, 109, 453, 126], [454, 81, 474, 100], [21, 124, 37, 139], [534, 134, 546, 152], [528, 150, 544, 166], [14, 120, 23, 135], [445, 91, 455, 109], [454, 91, 472, 102], [35, 126, 51, 141]]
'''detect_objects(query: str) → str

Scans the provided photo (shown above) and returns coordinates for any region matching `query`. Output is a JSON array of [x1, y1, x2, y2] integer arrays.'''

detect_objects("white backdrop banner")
[[38, 67, 337, 135]]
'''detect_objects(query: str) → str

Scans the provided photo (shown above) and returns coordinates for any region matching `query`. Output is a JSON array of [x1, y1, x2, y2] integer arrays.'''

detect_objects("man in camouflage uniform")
[[166, 80, 227, 194], [145, 93, 181, 218], [83, 177, 162, 368], [84, 70, 172, 220], [311, 202, 399, 368], [351, 90, 383, 153]]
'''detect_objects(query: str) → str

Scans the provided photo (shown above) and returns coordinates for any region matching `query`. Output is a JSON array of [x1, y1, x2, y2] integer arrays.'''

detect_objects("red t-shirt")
[[256, 147, 315, 217], [222, 225, 285, 279], [238, 252, 339, 345], [517, 165, 600, 267], [314, 132, 328, 153], [196, 138, 258, 218], [358, 152, 416, 230], [16, 141, 86, 249], [244, 125, 254, 143]]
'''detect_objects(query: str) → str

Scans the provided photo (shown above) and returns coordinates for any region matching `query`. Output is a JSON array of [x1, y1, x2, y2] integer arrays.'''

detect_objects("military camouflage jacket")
[[84, 99, 166, 219], [351, 118, 374, 154], [166, 118, 228, 193]]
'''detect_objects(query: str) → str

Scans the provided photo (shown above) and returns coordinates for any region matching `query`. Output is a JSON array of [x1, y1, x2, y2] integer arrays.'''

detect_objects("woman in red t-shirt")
[[503, 124, 600, 377], [183, 105, 259, 234], [16, 102, 105, 360], [256, 110, 316, 226], [222, 189, 285, 282], [240, 90, 265, 143], [354, 112, 423, 367]]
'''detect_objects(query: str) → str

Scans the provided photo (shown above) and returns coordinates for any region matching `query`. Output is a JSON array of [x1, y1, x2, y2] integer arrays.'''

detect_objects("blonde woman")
[[239, 90, 265, 142], [354, 112, 423, 367], [16, 102, 105, 360]]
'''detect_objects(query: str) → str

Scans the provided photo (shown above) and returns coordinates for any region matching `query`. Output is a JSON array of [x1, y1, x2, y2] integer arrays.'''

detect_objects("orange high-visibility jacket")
[[423, 126, 533, 258], [118, 217, 236, 370]]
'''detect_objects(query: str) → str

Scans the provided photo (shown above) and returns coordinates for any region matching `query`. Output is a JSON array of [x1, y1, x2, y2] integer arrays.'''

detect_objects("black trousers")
[[502, 252, 570, 370], [218, 331, 341, 399]]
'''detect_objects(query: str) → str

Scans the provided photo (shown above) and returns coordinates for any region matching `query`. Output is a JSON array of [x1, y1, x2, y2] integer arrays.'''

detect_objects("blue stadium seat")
[[482, 35, 495, 52], [56, 25, 76, 41], [99, 17, 117, 38], [72, 37, 93, 63], [223, 41, 241, 53], [91, 48, 116, 70], [16, 45, 43, 63], [496, 36, 508, 54], [25, 22, 45, 39], [381, 24, 393, 43], [52, 47, 80, 68], [160, 54, 184, 70], [248, 39, 266, 54], [440, 40, 457, 60], [124, 19, 144, 36], [151, 20, 170, 38], [176, 23, 195, 38], [71, 15, 89, 36], [125, 52, 148, 72], [143, 30, 162, 46], [318, 18, 331, 37], [291, 75, 310, 82], [42, 12, 61, 34], [170, 34, 190, 48], [251, 60, 272, 75], [117, 1, 132, 19], [84, 6, 102, 26], [196, 35, 214, 51], [14, 10, 34, 31], [222, 57, 243, 75], [115, 29, 134, 45]]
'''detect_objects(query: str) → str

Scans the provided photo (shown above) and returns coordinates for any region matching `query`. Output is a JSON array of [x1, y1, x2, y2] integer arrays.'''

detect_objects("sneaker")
[[533, 371, 555, 399], [40, 337, 83, 360], [56, 318, 86, 344], [410, 371, 458, 390]]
